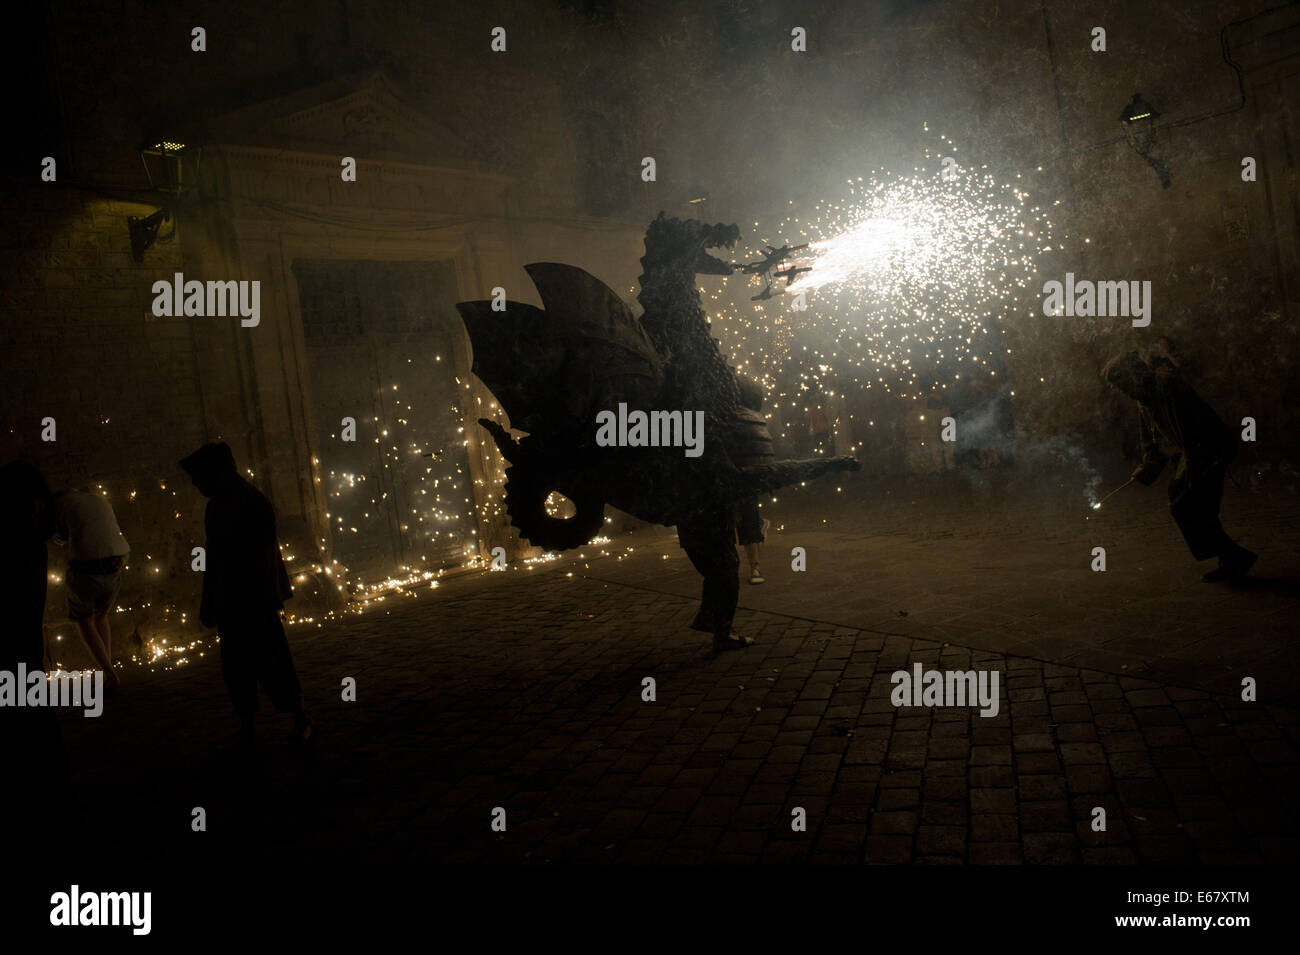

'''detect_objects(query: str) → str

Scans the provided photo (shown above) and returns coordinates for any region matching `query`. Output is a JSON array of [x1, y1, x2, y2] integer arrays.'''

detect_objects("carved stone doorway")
[[293, 259, 478, 579]]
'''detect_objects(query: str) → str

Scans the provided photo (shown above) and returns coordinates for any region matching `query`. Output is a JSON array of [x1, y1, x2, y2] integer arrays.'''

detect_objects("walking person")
[[0, 460, 68, 834], [1102, 351, 1256, 582], [736, 500, 769, 585], [180, 442, 313, 746], [735, 375, 771, 585], [680, 505, 750, 652], [52, 486, 129, 689], [682, 372, 775, 648]]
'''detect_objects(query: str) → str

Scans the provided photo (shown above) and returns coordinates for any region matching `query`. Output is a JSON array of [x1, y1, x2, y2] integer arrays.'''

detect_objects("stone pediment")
[[199, 69, 476, 169]]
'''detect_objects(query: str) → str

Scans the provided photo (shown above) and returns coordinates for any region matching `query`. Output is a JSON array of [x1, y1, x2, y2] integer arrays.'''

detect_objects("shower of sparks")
[[709, 132, 1057, 408]]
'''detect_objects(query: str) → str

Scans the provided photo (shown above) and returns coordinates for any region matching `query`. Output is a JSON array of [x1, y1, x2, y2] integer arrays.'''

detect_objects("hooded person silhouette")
[[179, 443, 312, 745], [1102, 351, 1256, 582], [0, 460, 54, 673], [0, 460, 68, 835]]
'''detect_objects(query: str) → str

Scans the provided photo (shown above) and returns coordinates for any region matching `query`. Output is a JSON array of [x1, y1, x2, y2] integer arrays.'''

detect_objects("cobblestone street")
[[56, 474, 1300, 865]]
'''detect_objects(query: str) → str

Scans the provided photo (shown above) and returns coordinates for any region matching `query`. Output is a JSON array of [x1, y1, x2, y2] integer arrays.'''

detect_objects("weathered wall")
[[1, 0, 665, 664], [0, 188, 233, 664]]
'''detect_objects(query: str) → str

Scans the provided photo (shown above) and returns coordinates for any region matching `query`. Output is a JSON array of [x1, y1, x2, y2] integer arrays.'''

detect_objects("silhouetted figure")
[[179, 443, 312, 745], [1103, 351, 1256, 582], [0, 461, 53, 672], [1143, 335, 1181, 373], [681, 373, 776, 649], [735, 376, 769, 585], [736, 502, 768, 585], [53, 488, 129, 689], [680, 507, 747, 651], [0, 460, 67, 834]]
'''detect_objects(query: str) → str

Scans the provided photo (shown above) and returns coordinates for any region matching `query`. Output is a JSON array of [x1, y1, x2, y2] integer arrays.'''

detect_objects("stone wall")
[[1, 1, 660, 666]]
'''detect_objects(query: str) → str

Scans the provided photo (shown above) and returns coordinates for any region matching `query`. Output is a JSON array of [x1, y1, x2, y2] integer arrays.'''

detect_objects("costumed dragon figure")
[[455, 214, 860, 553]]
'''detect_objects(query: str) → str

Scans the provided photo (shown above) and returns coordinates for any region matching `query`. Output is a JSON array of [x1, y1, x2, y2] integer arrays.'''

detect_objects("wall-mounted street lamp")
[[128, 140, 198, 261], [1120, 93, 1171, 189], [139, 140, 201, 195]]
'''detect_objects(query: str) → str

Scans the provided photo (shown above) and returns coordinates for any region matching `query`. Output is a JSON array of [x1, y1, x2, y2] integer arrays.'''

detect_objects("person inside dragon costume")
[[456, 214, 859, 652]]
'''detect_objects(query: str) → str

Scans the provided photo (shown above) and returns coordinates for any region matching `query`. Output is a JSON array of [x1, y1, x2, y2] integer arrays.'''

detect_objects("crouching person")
[[180, 442, 313, 746], [1103, 351, 1256, 582]]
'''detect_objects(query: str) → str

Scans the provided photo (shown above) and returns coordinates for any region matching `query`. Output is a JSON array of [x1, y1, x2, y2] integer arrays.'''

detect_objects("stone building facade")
[[2, 3, 660, 665]]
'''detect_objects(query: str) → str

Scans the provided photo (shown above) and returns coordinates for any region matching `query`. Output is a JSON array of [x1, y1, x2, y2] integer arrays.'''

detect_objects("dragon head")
[[643, 213, 741, 276]]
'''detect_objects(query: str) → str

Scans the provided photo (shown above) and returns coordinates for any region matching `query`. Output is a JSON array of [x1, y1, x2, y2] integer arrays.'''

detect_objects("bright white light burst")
[[716, 134, 1055, 399]]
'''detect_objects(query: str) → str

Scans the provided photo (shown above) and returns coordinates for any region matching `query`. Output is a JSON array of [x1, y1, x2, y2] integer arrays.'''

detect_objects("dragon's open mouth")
[[696, 223, 741, 275]]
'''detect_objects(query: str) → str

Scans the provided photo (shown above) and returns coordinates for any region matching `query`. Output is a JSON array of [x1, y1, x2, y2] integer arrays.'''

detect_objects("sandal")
[[713, 631, 754, 652]]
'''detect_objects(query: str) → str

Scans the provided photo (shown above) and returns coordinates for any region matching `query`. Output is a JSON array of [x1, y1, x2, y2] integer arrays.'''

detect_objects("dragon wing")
[[455, 298, 569, 435], [456, 264, 663, 437], [522, 263, 657, 360]]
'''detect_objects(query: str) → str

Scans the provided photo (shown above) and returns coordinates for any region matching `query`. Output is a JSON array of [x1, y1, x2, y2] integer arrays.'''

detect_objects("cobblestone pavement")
[[58, 476, 1300, 865]]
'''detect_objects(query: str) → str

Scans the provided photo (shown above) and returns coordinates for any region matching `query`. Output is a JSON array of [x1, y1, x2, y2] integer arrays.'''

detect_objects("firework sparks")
[[712, 132, 1056, 401]]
